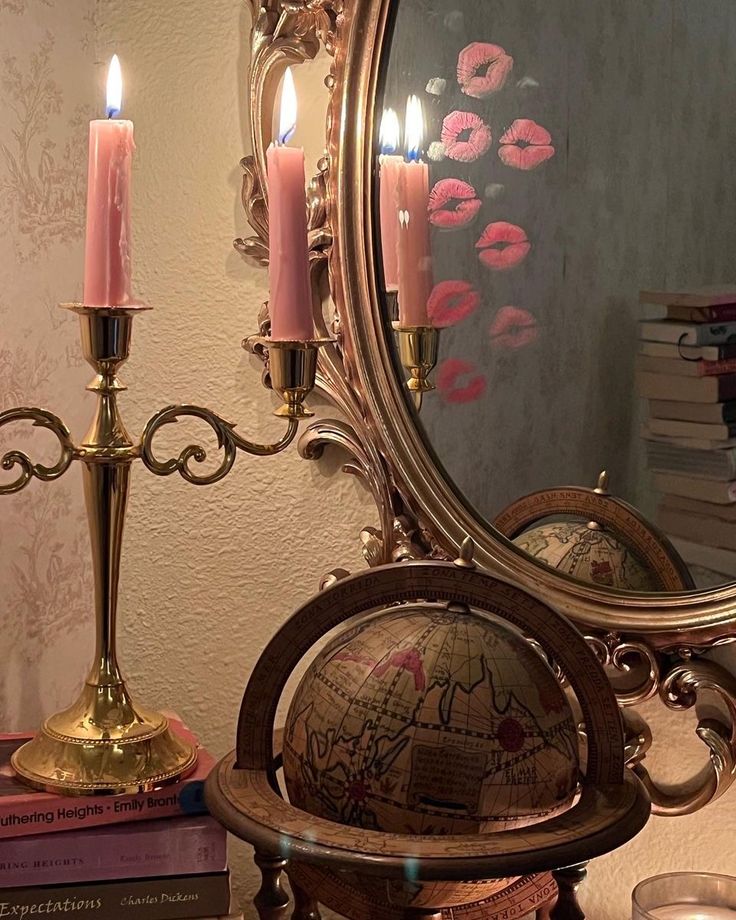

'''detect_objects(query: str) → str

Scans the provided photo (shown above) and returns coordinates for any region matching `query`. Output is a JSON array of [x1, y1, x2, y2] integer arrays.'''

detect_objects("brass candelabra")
[[0, 303, 330, 795]]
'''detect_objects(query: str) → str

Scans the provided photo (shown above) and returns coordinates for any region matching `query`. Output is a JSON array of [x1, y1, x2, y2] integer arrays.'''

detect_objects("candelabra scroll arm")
[[0, 407, 76, 495], [140, 404, 299, 486]]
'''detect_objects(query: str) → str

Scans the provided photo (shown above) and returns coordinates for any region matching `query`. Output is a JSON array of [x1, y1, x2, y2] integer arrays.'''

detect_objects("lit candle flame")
[[278, 67, 298, 145], [380, 108, 400, 155], [405, 95, 424, 161], [106, 54, 123, 118]]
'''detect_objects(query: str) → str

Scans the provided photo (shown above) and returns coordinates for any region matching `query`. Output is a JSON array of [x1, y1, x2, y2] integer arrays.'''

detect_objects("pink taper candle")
[[397, 96, 433, 326], [267, 67, 314, 341], [84, 55, 135, 307], [378, 108, 402, 292]]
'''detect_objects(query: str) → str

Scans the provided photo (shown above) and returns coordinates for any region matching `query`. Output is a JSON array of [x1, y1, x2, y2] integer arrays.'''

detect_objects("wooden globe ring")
[[207, 752, 647, 878]]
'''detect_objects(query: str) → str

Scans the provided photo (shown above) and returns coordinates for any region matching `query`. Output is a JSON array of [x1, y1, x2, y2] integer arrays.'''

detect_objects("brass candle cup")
[[250, 336, 335, 419], [10, 304, 197, 795], [397, 325, 439, 394]]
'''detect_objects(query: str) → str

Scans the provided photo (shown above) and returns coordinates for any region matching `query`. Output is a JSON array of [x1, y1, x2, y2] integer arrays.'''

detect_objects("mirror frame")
[[242, 0, 736, 815]]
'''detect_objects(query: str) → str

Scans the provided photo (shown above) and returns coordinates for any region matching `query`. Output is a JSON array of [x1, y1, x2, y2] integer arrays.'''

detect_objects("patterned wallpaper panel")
[[0, 0, 97, 729]]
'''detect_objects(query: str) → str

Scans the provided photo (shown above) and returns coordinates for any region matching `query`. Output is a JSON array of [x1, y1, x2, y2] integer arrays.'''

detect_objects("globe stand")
[[246, 858, 586, 920], [551, 865, 588, 920], [207, 546, 650, 920]]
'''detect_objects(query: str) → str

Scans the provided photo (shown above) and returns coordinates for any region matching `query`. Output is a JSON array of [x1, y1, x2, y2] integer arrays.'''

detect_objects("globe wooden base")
[[286, 861, 559, 920], [243, 851, 587, 920]]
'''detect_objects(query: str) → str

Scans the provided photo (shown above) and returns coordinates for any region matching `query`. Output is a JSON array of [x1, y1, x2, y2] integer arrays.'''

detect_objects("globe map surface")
[[514, 521, 659, 591], [282, 604, 580, 910]]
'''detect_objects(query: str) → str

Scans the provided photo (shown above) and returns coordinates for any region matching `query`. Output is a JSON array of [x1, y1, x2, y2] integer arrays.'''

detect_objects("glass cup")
[[633, 873, 736, 919]]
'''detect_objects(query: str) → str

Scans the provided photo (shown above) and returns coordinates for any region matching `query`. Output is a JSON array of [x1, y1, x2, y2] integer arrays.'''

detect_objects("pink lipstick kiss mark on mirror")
[[427, 280, 481, 328], [441, 111, 493, 162], [489, 306, 539, 350], [498, 119, 555, 170], [476, 221, 531, 270], [428, 178, 482, 229], [437, 358, 487, 404], [457, 42, 514, 99]]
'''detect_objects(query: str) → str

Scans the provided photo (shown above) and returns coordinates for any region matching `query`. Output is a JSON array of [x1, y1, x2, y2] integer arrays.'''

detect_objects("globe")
[[514, 520, 659, 591], [282, 604, 580, 911]]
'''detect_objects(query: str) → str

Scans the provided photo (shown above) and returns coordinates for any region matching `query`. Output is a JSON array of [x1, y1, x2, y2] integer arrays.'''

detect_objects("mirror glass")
[[374, 0, 736, 591]]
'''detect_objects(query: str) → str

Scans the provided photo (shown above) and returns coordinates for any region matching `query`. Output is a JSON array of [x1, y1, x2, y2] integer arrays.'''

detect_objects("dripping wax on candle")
[[267, 67, 314, 341], [83, 54, 135, 307]]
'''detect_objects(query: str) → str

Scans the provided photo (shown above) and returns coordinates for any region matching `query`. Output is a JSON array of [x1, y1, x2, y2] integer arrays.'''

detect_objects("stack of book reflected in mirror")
[[0, 717, 240, 920], [637, 288, 736, 581]]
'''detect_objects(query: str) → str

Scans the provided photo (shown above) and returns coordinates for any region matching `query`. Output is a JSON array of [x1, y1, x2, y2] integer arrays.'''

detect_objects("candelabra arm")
[[0, 407, 75, 495], [140, 404, 299, 486]]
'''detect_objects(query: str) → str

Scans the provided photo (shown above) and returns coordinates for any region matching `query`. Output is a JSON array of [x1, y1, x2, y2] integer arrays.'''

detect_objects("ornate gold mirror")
[[373, 0, 736, 595], [242, 0, 736, 818]]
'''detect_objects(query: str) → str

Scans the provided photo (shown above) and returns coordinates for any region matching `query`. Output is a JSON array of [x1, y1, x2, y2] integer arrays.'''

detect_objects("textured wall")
[[2, 1, 735, 917]]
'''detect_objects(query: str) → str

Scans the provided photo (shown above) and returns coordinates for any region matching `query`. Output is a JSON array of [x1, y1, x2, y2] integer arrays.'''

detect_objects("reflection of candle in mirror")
[[644, 908, 736, 919], [378, 108, 402, 292], [84, 55, 135, 307], [267, 67, 314, 341], [397, 95, 433, 327]]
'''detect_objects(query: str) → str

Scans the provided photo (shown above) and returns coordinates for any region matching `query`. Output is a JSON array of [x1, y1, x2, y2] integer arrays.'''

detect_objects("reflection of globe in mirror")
[[283, 605, 580, 908], [514, 521, 660, 591]]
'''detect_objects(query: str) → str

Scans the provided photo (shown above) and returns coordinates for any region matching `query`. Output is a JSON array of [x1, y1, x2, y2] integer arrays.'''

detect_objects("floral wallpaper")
[[0, 0, 97, 729]]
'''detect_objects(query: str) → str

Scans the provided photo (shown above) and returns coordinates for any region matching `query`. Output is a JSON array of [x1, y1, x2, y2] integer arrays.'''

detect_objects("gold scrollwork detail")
[[236, 0, 339, 267], [584, 632, 660, 708], [278, 0, 342, 54], [298, 419, 430, 565], [298, 418, 395, 563], [0, 407, 75, 495], [632, 658, 736, 816], [140, 405, 298, 486]]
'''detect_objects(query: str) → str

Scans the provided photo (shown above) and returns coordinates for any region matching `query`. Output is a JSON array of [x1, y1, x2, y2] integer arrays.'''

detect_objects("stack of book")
[[637, 287, 736, 577], [0, 719, 240, 920]]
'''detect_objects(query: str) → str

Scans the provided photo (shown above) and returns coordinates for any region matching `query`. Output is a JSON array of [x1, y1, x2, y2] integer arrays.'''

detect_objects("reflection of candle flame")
[[380, 108, 400, 154], [405, 95, 424, 161], [278, 67, 298, 145], [106, 54, 123, 118]]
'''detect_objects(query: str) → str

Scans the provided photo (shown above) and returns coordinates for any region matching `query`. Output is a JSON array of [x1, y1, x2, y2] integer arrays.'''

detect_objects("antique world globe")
[[513, 520, 659, 591], [282, 603, 580, 911]]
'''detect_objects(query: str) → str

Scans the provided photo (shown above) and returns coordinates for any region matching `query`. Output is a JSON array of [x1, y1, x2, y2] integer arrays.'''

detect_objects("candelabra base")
[[11, 683, 197, 795]]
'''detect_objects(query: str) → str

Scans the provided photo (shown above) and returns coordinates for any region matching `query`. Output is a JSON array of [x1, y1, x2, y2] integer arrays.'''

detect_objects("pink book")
[[0, 719, 215, 839], [0, 814, 227, 888]]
